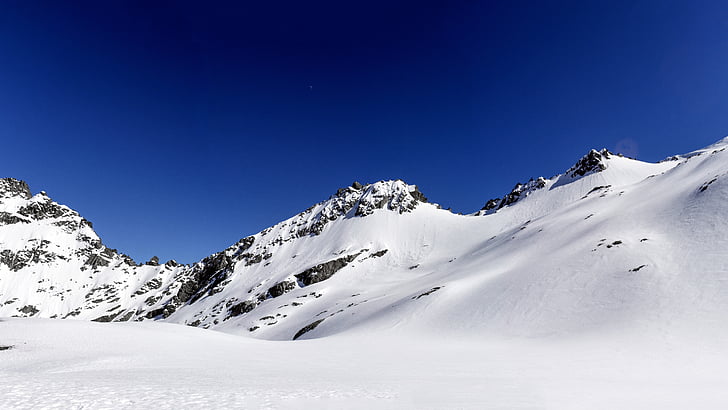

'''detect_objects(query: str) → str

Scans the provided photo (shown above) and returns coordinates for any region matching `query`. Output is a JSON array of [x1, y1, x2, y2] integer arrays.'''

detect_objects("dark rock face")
[[566, 149, 611, 178], [296, 180, 428, 238], [0, 240, 59, 271], [293, 319, 325, 340], [18, 200, 69, 220], [165, 259, 180, 268], [85, 254, 110, 269], [228, 300, 257, 318], [481, 177, 548, 213], [177, 252, 233, 304], [408, 187, 428, 203], [0, 212, 30, 226], [0, 178, 32, 199], [92, 312, 119, 322], [295, 253, 361, 286], [268, 280, 297, 298], [145, 256, 160, 266], [481, 198, 501, 212], [230, 236, 255, 258], [18, 305, 39, 316], [369, 249, 388, 258], [116, 311, 135, 322], [145, 304, 176, 319]]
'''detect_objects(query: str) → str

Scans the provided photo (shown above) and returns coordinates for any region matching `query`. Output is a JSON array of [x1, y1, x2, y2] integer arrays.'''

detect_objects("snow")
[[2, 318, 728, 409], [2, 139, 728, 408]]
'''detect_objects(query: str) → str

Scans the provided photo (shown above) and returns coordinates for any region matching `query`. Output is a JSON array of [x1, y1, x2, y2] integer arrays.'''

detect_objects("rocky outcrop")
[[85, 253, 111, 269], [294, 180, 428, 238], [268, 280, 297, 298], [177, 252, 234, 304], [293, 319, 325, 340], [0, 212, 30, 226], [0, 178, 32, 199], [18, 200, 70, 220], [18, 305, 39, 316], [566, 149, 611, 178], [481, 177, 548, 213], [295, 252, 361, 286], [228, 300, 257, 318]]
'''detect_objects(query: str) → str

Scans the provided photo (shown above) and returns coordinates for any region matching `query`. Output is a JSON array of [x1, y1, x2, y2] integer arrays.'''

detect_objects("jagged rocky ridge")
[[2, 140, 728, 340], [478, 148, 611, 214], [0, 178, 430, 331]]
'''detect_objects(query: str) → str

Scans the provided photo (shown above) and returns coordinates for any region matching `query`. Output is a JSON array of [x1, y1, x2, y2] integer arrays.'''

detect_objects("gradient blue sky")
[[2, 1, 727, 263]]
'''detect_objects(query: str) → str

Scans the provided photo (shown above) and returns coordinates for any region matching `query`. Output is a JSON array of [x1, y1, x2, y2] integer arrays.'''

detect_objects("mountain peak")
[[565, 148, 611, 178], [0, 178, 32, 200], [333, 180, 428, 216]]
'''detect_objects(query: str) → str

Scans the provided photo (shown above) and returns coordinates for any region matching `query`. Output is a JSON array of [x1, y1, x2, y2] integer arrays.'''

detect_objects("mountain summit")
[[1, 139, 727, 340]]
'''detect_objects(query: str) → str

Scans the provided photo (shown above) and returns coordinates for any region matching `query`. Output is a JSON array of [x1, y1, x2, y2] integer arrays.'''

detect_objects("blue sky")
[[2, 1, 727, 263]]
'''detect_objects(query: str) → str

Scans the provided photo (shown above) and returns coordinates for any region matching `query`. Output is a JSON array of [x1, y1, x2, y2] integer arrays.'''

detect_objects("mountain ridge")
[[1, 138, 727, 340]]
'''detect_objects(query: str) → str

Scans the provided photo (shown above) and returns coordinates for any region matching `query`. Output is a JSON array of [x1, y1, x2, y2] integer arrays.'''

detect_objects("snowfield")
[[2, 138, 728, 408], [2, 318, 728, 409]]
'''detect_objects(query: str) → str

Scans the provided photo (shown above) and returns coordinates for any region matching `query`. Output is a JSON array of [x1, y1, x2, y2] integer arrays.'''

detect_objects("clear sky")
[[2, 1, 727, 264]]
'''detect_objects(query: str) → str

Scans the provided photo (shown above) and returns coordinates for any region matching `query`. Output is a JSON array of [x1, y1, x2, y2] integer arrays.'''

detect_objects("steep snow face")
[[1, 139, 727, 341]]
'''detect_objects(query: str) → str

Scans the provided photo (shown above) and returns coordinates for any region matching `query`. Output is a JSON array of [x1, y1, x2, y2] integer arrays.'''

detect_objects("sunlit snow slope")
[[1, 138, 727, 340]]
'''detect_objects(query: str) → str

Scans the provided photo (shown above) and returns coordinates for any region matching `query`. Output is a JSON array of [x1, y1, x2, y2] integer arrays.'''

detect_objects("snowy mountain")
[[2, 138, 728, 341]]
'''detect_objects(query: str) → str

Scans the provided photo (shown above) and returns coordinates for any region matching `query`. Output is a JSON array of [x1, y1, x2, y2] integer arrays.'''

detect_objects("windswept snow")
[[2, 318, 728, 409]]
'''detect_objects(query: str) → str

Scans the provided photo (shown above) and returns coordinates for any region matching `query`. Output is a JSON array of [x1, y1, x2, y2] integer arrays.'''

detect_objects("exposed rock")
[[566, 149, 611, 178], [480, 198, 501, 212], [177, 252, 233, 304], [412, 287, 442, 300], [295, 180, 427, 238], [0, 212, 30, 225], [699, 177, 718, 192], [18, 200, 69, 220], [481, 178, 548, 213], [369, 249, 388, 258], [85, 254, 110, 269], [268, 280, 297, 298], [115, 311, 135, 322], [408, 186, 428, 203], [230, 236, 255, 259], [92, 312, 119, 322], [145, 256, 160, 266], [293, 319, 325, 340], [0, 178, 31, 199], [145, 304, 176, 319], [295, 253, 361, 286], [18, 305, 39, 316], [0, 245, 59, 272], [228, 300, 257, 318], [165, 259, 180, 268]]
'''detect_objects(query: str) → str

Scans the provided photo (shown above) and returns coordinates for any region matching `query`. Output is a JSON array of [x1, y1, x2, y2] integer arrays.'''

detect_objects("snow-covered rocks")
[[1, 138, 728, 343], [0, 178, 31, 200]]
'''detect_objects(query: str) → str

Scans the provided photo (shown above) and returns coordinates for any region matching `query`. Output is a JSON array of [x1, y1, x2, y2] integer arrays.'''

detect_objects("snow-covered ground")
[[2, 318, 728, 409]]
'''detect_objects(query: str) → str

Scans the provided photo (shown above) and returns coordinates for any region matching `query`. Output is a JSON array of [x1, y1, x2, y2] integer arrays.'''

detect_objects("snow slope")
[[2, 138, 728, 409], [0, 139, 727, 343]]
